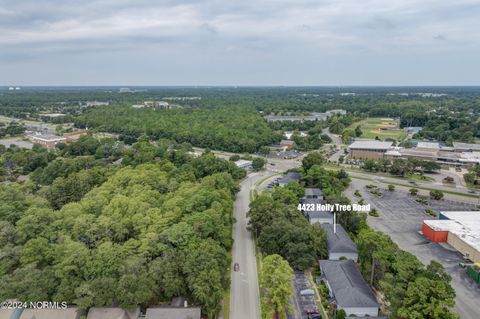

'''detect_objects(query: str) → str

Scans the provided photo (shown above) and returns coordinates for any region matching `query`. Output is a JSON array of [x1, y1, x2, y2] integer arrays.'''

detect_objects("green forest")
[[0, 136, 247, 318], [75, 106, 281, 153]]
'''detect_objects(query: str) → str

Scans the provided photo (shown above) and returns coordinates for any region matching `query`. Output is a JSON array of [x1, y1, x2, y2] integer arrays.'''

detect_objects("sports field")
[[350, 118, 406, 140]]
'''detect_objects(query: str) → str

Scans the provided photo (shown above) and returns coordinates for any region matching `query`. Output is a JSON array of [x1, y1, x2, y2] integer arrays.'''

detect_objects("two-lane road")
[[230, 171, 271, 319]]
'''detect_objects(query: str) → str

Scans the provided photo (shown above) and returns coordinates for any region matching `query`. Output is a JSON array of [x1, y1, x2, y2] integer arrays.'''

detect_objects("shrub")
[[354, 190, 362, 197], [409, 188, 419, 196], [430, 189, 444, 200], [388, 184, 395, 192], [425, 209, 437, 217], [369, 208, 379, 217]]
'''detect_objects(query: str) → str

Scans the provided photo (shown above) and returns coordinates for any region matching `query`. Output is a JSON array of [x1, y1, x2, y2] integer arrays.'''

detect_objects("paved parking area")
[[290, 271, 320, 319], [347, 181, 480, 319]]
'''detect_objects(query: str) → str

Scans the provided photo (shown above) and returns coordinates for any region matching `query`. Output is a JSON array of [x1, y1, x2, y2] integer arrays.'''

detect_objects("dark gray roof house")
[[304, 188, 323, 199], [320, 259, 379, 317], [321, 224, 358, 261], [145, 307, 201, 319], [0, 308, 23, 319], [86, 307, 140, 319], [278, 171, 301, 187], [301, 198, 333, 224]]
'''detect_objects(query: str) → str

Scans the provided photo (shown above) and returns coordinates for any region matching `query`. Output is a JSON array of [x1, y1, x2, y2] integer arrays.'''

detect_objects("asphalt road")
[[345, 180, 480, 319], [229, 171, 268, 319]]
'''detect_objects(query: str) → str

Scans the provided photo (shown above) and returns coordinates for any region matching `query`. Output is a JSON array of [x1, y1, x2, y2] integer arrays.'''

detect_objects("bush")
[[409, 188, 419, 196], [430, 189, 444, 200], [425, 209, 437, 217], [443, 176, 454, 183], [354, 190, 362, 197], [388, 184, 395, 192], [369, 208, 379, 217], [416, 195, 428, 205], [229, 154, 240, 161]]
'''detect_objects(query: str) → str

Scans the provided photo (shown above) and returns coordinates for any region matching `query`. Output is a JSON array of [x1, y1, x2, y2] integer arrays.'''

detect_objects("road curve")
[[230, 172, 271, 319]]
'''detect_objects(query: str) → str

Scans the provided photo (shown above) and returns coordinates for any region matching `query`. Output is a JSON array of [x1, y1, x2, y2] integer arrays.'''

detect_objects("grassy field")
[[350, 117, 406, 140]]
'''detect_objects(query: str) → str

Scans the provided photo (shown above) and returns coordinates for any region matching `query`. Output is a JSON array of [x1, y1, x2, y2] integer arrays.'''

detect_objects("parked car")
[[234, 262, 239, 272], [308, 315, 322, 319]]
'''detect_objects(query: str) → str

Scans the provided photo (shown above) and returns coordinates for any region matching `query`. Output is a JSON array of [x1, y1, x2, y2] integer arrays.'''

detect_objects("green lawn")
[[349, 117, 406, 141]]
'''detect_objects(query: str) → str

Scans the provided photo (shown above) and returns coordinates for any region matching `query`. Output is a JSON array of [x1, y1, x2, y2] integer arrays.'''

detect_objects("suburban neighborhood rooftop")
[[320, 259, 379, 309]]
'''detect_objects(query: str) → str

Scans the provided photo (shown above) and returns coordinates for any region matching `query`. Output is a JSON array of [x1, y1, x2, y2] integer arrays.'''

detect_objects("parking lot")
[[290, 271, 321, 319], [346, 180, 480, 319]]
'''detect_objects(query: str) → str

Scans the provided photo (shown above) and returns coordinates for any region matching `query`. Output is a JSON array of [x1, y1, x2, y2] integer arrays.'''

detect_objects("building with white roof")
[[422, 211, 480, 263]]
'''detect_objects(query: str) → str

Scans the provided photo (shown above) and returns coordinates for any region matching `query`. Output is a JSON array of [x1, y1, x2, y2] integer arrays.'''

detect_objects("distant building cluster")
[[132, 101, 172, 109], [348, 139, 480, 166], [423, 211, 480, 263], [264, 109, 346, 122], [26, 130, 87, 149]]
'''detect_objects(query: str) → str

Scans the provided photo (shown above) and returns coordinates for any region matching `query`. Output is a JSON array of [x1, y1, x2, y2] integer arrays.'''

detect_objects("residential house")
[[19, 308, 83, 319], [301, 198, 334, 224], [320, 259, 379, 317], [145, 307, 201, 319], [277, 172, 301, 187], [86, 307, 140, 319], [304, 188, 323, 200], [321, 224, 358, 261]]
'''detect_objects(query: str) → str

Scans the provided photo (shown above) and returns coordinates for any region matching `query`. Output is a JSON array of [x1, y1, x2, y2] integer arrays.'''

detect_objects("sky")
[[0, 0, 480, 86]]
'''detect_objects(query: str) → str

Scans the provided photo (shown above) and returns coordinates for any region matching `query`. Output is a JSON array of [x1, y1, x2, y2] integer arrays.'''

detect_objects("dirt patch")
[[371, 129, 396, 135]]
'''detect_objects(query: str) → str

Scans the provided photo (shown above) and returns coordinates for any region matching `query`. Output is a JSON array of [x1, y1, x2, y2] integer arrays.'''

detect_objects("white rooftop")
[[416, 142, 440, 149], [348, 140, 393, 150], [440, 211, 480, 221], [424, 211, 480, 251]]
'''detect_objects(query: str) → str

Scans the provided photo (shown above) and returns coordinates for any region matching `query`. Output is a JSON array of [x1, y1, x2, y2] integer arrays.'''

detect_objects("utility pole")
[[370, 256, 376, 286], [333, 212, 337, 234]]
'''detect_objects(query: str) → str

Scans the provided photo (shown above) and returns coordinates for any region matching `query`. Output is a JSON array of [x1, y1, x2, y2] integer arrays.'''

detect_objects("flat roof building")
[[321, 224, 358, 261], [416, 141, 440, 151], [27, 134, 66, 149], [453, 142, 480, 153], [320, 259, 379, 317], [348, 140, 393, 160], [422, 211, 480, 263]]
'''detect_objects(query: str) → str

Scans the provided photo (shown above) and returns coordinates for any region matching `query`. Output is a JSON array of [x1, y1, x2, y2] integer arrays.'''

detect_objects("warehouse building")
[[348, 140, 393, 160], [422, 211, 480, 263], [321, 224, 358, 261], [320, 260, 380, 317], [453, 142, 480, 152]]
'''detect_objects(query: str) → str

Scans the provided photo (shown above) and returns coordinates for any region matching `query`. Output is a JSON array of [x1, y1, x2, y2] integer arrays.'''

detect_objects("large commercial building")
[[320, 260, 380, 317], [422, 211, 480, 263], [348, 140, 393, 160], [27, 134, 66, 148], [349, 138, 480, 166]]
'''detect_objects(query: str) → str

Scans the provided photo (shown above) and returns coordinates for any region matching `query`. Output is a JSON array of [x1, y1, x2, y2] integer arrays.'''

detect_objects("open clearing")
[[350, 117, 406, 140]]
